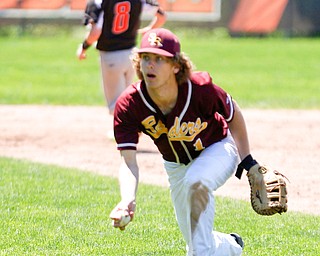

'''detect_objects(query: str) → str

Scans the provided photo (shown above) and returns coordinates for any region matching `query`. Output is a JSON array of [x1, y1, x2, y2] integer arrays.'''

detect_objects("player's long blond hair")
[[131, 51, 194, 85]]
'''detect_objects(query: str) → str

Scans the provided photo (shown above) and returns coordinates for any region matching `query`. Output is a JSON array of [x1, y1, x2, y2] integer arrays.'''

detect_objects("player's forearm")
[[118, 151, 139, 203], [228, 101, 251, 160], [142, 11, 166, 32], [87, 24, 101, 44], [151, 11, 167, 29], [83, 24, 102, 47]]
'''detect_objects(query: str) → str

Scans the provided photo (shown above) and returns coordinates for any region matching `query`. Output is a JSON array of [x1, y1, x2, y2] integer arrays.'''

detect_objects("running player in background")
[[109, 28, 252, 255], [77, 0, 166, 116]]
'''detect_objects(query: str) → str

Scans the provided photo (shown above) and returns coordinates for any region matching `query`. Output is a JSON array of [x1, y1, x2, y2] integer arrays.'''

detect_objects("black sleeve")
[[145, 0, 160, 7], [146, 0, 165, 15], [82, 0, 102, 26]]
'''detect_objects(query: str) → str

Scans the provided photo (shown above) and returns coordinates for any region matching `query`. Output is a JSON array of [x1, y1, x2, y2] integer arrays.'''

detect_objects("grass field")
[[1, 26, 320, 255], [1, 157, 319, 255], [0, 27, 319, 108]]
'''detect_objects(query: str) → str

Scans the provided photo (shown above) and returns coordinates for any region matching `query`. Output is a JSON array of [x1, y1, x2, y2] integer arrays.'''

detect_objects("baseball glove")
[[247, 164, 288, 215]]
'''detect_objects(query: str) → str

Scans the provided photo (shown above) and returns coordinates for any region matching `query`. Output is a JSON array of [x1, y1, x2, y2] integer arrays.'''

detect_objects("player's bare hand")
[[109, 200, 136, 231], [76, 44, 87, 60]]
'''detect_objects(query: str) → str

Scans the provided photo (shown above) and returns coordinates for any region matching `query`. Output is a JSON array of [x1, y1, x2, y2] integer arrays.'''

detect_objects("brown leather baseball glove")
[[247, 164, 288, 215], [236, 155, 288, 215]]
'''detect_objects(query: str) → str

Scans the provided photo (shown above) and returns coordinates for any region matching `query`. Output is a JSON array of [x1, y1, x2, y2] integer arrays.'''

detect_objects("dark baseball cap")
[[137, 28, 180, 57]]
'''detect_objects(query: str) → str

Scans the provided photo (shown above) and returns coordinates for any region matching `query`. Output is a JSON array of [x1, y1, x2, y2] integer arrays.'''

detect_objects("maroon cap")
[[137, 28, 180, 57]]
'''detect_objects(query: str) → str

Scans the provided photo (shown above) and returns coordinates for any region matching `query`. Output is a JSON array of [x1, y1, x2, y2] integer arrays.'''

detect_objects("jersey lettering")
[[141, 116, 208, 143], [168, 117, 207, 142], [141, 116, 168, 139], [112, 2, 131, 34]]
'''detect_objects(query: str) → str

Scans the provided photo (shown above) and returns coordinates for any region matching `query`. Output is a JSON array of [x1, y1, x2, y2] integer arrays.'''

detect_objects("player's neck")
[[148, 81, 178, 115]]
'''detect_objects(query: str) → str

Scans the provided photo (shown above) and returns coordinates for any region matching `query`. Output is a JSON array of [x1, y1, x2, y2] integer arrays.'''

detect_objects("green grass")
[[1, 157, 319, 255], [0, 27, 319, 255], [182, 36, 320, 108], [0, 35, 103, 105], [0, 27, 319, 108], [0, 157, 184, 255]]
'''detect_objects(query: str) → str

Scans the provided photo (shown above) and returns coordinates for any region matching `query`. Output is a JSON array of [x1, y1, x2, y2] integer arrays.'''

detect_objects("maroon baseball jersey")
[[114, 71, 235, 165]]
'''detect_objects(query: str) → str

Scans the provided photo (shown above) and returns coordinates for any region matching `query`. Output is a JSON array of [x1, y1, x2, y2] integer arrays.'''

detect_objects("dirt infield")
[[0, 105, 319, 215]]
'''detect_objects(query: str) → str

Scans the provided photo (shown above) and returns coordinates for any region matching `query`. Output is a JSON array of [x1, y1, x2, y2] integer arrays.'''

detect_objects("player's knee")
[[190, 182, 209, 227], [191, 182, 209, 211]]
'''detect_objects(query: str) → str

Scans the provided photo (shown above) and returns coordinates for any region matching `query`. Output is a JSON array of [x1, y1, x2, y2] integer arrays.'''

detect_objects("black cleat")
[[230, 233, 245, 249]]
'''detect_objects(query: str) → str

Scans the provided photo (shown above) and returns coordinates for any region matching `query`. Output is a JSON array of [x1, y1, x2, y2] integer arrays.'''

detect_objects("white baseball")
[[119, 214, 131, 227]]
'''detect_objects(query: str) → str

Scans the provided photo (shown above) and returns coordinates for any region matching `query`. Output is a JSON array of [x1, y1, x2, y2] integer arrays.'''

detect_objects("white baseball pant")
[[164, 132, 243, 256], [99, 48, 135, 114]]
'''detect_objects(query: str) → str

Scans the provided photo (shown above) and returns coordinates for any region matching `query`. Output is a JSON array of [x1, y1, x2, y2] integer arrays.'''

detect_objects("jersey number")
[[112, 2, 131, 34], [193, 138, 205, 151]]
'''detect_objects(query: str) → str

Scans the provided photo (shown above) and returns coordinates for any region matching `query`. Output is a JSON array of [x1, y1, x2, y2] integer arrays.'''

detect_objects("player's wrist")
[[240, 154, 258, 171], [235, 154, 258, 179], [82, 40, 91, 50]]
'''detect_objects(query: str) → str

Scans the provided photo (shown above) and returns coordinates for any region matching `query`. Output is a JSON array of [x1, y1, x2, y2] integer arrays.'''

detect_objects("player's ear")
[[173, 66, 180, 74]]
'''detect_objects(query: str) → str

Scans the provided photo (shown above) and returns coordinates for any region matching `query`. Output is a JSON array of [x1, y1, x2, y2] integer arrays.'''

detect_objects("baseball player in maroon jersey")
[[109, 28, 256, 255], [77, 0, 166, 115]]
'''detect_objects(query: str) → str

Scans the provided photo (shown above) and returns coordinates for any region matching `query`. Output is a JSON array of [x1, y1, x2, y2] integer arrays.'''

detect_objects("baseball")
[[119, 214, 131, 227]]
